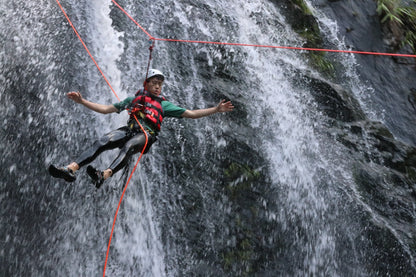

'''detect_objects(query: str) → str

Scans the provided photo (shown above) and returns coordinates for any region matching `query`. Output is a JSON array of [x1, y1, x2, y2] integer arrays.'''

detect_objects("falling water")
[[2, 0, 416, 276]]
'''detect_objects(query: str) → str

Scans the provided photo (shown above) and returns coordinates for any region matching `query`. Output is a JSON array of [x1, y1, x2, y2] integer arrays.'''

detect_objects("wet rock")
[[271, 0, 323, 47], [338, 120, 416, 184], [292, 70, 366, 122], [408, 88, 416, 111], [321, 0, 416, 144], [307, 76, 365, 122], [270, 0, 338, 76]]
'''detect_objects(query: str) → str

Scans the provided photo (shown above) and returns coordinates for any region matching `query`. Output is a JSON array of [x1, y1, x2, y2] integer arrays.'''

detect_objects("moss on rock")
[[271, 0, 336, 76]]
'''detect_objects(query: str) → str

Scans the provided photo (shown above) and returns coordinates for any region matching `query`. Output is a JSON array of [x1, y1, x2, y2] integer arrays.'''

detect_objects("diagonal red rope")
[[111, 0, 154, 40], [54, 1, 149, 277], [111, 0, 416, 59], [55, 0, 120, 101]]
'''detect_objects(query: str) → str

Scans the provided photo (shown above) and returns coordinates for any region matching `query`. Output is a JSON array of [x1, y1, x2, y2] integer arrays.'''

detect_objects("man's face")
[[145, 77, 163, 97]]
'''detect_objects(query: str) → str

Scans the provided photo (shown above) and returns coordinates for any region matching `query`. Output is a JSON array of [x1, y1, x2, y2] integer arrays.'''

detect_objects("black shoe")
[[86, 165, 105, 189], [48, 165, 76, 182]]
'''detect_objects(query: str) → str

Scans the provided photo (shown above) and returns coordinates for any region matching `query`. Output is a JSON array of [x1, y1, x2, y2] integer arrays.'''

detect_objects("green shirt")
[[113, 96, 186, 132]]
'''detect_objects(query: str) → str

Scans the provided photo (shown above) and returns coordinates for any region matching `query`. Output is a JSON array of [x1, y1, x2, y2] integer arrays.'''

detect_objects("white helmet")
[[146, 69, 164, 81]]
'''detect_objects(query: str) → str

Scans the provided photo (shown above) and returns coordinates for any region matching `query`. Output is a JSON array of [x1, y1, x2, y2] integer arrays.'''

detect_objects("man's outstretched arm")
[[67, 91, 118, 114], [181, 99, 234, 119]]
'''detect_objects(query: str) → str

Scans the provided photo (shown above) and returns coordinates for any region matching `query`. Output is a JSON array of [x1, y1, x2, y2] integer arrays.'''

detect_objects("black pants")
[[75, 126, 156, 174]]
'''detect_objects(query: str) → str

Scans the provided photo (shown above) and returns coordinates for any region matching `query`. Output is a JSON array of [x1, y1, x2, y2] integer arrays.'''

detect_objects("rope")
[[111, 0, 416, 59], [102, 115, 148, 277], [154, 38, 416, 58], [111, 0, 154, 40], [55, 0, 120, 101], [54, 1, 150, 277], [144, 40, 155, 83]]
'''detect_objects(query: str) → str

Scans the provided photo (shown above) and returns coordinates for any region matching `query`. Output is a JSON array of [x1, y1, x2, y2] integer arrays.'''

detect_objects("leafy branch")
[[376, 0, 416, 53]]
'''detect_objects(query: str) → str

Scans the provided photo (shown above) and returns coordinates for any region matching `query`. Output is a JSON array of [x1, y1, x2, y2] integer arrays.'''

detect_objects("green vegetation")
[[376, 0, 416, 53], [292, 0, 313, 15], [224, 162, 261, 199], [309, 51, 335, 76], [291, 0, 336, 76], [221, 162, 262, 276]]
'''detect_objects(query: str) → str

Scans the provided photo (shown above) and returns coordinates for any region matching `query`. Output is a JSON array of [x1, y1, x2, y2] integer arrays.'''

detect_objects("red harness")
[[129, 89, 165, 131]]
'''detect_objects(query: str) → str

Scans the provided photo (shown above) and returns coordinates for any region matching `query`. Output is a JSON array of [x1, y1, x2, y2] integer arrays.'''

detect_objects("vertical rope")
[[102, 114, 149, 277], [103, 41, 155, 277], [144, 40, 155, 84]]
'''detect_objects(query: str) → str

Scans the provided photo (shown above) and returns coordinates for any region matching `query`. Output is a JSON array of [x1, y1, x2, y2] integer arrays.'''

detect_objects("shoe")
[[86, 165, 105, 189], [49, 165, 76, 182]]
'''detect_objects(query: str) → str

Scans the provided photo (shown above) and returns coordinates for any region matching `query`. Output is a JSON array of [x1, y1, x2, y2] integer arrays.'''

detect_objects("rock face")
[[271, 2, 416, 271], [313, 0, 416, 145], [291, 67, 416, 189], [271, 0, 416, 145], [271, 0, 323, 48], [270, 0, 416, 187]]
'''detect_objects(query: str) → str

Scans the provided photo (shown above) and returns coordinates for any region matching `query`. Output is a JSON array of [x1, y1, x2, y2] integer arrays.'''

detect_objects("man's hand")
[[216, 99, 234, 113], [66, 91, 117, 114], [67, 91, 83, 104], [181, 99, 234, 119]]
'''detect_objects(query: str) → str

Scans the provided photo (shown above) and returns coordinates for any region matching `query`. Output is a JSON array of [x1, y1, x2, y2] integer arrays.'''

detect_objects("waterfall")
[[2, 0, 416, 276]]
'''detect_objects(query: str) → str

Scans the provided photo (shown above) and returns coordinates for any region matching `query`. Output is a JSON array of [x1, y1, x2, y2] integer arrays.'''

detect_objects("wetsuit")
[[74, 96, 186, 174]]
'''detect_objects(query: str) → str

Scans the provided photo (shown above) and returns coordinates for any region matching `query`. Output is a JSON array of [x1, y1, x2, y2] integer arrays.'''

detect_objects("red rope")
[[54, 1, 150, 277], [111, 0, 154, 40], [102, 115, 148, 277], [144, 40, 155, 82], [154, 38, 416, 58], [55, 0, 120, 101], [111, 0, 416, 59]]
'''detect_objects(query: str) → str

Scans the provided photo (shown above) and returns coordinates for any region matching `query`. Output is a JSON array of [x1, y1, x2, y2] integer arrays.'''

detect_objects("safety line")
[[154, 38, 416, 58], [103, 35, 154, 277], [55, 0, 120, 101], [102, 114, 148, 277], [111, 0, 154, 40], [111, 0, 416, 59], [54, 1, 149, 277]]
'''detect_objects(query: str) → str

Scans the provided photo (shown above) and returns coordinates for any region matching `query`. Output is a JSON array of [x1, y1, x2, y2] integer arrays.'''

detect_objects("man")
[[49, 69, 234, 188]]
